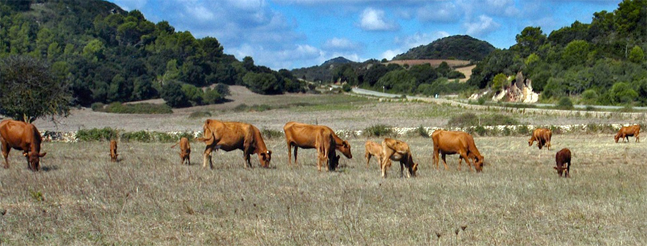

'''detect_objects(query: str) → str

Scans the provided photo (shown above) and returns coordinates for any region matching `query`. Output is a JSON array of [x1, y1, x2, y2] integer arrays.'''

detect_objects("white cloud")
[[417, 3, 459, 22], [358, 8, 399, 31], [381, 49, 402, 60], [322, 38, 361, 51], [395, 31, 450, 50], [464, 15, 500, 37], [111, 0, 148, 11]]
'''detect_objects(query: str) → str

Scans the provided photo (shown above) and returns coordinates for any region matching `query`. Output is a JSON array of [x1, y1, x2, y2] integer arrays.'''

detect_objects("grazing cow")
[[0, 119, 47, 171], [432, 130, 484, 172], [364, 140, 383, 168], [615, 125, 640, 143], [554, 148, 572, 178], [171, 137, 191, 165], [283, 121, 352, 170], [110, 140, 118, 162], [528, 128, 552, 150], [380, 138, 418, 178], [197, 119, 272, 169]]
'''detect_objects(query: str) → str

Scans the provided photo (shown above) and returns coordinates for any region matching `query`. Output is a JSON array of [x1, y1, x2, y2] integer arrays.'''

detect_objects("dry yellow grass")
[[1, 135, 646, 245]]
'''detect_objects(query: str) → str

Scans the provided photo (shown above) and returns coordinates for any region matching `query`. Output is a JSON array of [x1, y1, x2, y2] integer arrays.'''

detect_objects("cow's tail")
[[196, 125, 215, 145]]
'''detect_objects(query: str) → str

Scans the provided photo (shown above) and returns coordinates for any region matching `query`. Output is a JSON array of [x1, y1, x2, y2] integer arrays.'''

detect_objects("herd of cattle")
[[0, 118, 642, 178]]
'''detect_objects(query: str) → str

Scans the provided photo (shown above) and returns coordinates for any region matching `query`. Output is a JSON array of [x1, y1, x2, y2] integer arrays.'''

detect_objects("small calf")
[[554, 148, 571, 178], [110, 140, 118, 162], [364, 140, 383, 168], [171, 137, 191, 165]]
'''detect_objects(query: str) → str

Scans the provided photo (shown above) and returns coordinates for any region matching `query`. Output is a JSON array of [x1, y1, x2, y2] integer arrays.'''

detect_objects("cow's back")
[[432, 130, 467, 154], [284, 121, 324, 148], [0, 120, 34, 150]]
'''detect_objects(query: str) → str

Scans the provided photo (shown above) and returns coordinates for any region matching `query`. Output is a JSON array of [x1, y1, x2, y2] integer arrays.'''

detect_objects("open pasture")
[[1, 135, 646, 245]]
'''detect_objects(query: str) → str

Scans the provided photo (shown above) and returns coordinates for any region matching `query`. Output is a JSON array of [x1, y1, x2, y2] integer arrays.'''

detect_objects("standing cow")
[[615, 125, 640, 143], [283, 121, 352, 171], [197, 119, 272, 169], [529, 128, 552, 150], [554, 148, 572, 178], [380, 138, 418, 178], [432, 130, 484, 172], [364, 140, 383, 168], [110, 139, 118, 162], [171, 137, 191, 165], [0, 119, 47, 171]]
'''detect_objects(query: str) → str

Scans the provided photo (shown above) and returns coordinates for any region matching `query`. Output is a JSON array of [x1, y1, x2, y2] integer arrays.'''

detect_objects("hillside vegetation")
[[468, 0, 647, 106], [393, 35, 496, 61], [0, 0, 303, 109]]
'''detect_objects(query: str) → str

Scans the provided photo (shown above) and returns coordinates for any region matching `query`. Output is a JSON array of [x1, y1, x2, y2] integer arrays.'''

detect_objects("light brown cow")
[[197, 119, 272, 169], [615, 125, 640, 143], [0, 119, 47, 171], [364, 140, 383, 168], [110, 139, 118, 162], [171, 137, 191, 165], [554, 148, 572, 178], [380, 138, 418, 178], [432, 130, 484, 172], [528, 128, 552, 150], [283, 121, 352, 170]]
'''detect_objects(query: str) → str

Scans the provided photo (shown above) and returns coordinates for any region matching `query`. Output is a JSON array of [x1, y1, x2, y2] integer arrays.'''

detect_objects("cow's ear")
[[39, 152, 47, 157], [553, 167, 559, 170], [23, 152, 28, 157], [267, 150, 272, 155], [344, 141, 350, 147]]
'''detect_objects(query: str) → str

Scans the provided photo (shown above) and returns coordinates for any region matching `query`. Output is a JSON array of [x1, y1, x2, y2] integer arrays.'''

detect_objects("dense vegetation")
[[0, 0, 303, 110], [393, 35, 496, 61], [292, 36, 483, 96], [468, 0, 647, 106]]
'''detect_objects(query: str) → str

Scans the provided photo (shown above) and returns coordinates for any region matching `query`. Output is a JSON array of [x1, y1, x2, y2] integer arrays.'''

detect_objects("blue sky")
[[110, 0, 621, 70]]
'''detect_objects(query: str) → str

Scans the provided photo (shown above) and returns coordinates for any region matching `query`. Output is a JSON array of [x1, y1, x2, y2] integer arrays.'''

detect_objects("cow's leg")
[[433, 148, 440, 170], [461, 153, 474, 172], [2, 146, 10, 169], [365, 152, 371, 168], [293, 147, 299, 166], [202, 146, 213, 169], [441, 153, 450, 171], [636, 133, 640, 143], [287, 142, 293, 166]]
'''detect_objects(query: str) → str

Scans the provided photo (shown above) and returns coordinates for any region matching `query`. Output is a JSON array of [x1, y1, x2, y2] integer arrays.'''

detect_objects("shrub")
[[76, 127, 118, 141], [188, 111, 212, 119], [363, 124, 394, 137], [556, 97, 574, 110], [121, 131, 152, 142], [92, 102, 173, 114], [262, 129, 283, 139]]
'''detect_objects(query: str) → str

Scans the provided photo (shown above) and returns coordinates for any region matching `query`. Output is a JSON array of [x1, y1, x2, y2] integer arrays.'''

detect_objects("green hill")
[[393, 35, 496, 61], [0, 0, 302, 108]]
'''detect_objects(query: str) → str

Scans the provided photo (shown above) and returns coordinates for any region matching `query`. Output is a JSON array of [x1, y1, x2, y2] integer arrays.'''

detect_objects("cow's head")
[[614, 134, 620, 143], [258, 150, 272, 168], [338, 140, 352, 159], [553, 166, 569, 177], [528, 138, 534, 146], [410, 162, 418, 177], [474, 156, 484, 172], [23, 151, 46, 171]]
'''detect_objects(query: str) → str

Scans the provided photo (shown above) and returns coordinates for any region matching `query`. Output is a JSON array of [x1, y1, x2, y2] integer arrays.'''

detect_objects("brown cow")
[[0, 119, 47, 171], [554, 148, 572, 178], [432, 130, 484, 172], [110, 139, 118, 162], [380, 138, 418, 178], [364, 140, 383, 168], [528, 128, 552, 150], [615, 125, 640, 143], [283, 121, 352, 169], [171, 137, 191, 165], [197, 119, 271, 169]]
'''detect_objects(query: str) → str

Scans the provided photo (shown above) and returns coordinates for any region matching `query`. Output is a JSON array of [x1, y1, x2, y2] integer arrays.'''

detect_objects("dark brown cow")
[[197, 119, 272, 169], [0, 119, 47, 171], [110, 139, 118, 162], [171, 137, 191, 165], [615, 125, 640, 143], [364, 140, 383, 168], [283, 121, 352, 170], [432, 130, 484, 172], [554, 148, 572, 178], [380, 138, 418, 178], [528, 128, 552, 150]]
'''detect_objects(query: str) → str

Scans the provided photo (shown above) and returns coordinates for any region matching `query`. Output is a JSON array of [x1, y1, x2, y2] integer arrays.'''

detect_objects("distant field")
[[386, 59, 471, 68], [1, 135, 646, 245]]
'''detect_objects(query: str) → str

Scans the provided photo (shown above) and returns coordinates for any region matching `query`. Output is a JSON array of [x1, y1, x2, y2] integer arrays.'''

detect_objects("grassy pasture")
[[1, 135, 646, 245]]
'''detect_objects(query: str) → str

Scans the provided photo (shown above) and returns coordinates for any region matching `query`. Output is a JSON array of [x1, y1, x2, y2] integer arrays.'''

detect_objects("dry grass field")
[[1, 134, 646, 245]]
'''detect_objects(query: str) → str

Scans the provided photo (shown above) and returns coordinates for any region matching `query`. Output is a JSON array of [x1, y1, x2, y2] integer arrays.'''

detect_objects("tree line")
[[468, 0, 647, 105]]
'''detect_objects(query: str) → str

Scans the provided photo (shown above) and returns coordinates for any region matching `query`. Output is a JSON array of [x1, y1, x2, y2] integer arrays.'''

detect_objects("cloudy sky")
[[110, 0, 621, 70]]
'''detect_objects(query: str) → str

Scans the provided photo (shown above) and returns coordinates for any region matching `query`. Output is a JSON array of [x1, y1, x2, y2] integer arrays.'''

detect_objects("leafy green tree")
[[0, 55, 71, 122], [243, 72, 283, 95], [629, 45, 644, 63], [375, 70, 416, 93], [513, 26, 546, 57], [161, 80, 190, 107], [181, 83, 203, 106], [491, 73, 508, 92], [609, 82, 638, 105], [561, 40, 589, 67]]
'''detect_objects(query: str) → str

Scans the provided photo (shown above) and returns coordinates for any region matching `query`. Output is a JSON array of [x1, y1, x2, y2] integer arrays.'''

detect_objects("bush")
[[556, 97, 574, 110], [92, 102, 173, 114], [121, 131, 152, 142], [406, 125, 429, 138], [77, 127, 118, 141], [447, 113, 479, 128], [188, 111, 212, 119], [363, 124, 394, 137], [262, 129, 283, 139], [342, 83, 352, 92]]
